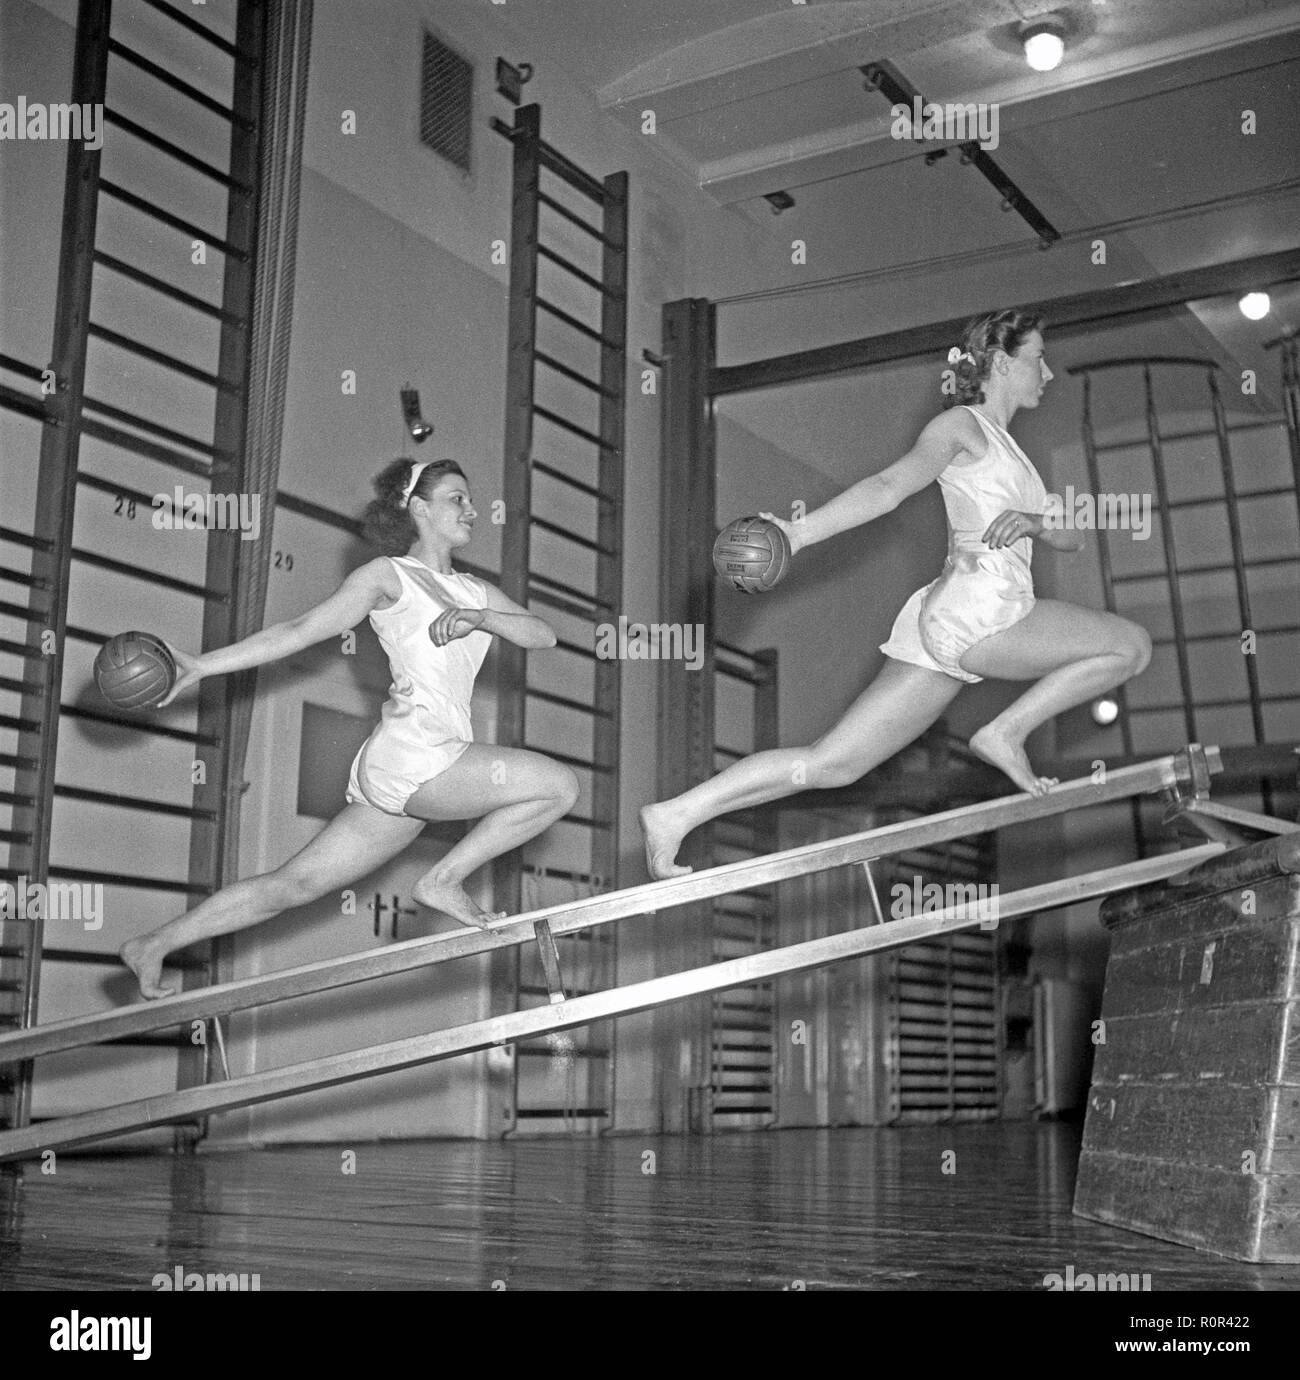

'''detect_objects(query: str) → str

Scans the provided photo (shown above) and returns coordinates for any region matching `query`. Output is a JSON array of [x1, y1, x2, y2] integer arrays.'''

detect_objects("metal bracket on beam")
[[859, 60, 1060, 248], [533, 919, 566, 1004]]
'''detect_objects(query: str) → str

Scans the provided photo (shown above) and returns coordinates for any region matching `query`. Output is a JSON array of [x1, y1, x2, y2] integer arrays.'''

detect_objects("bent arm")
[[194, 559, 396, 678], [479, 583, 558, 649], [794, 410, 976, 551], [1038, 527, 1086, 553]]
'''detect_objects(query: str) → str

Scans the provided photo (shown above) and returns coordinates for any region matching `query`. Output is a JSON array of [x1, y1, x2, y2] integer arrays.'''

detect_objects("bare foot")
[[411, 874, 502, 930], [640, 801, 694, 881], [969, 724, 1059, 798], [119, 937, 176, 1000]]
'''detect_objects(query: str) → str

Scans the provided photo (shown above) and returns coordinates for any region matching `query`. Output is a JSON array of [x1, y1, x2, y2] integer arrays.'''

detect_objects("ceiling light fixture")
[[1090, 696, 1119, 726], [1239, 291, 1271, 321], [1021, 18, 1066, 72]]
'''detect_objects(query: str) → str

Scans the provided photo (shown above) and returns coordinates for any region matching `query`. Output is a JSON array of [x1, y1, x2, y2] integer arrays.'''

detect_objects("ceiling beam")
[[708, 246, 1300, 396]]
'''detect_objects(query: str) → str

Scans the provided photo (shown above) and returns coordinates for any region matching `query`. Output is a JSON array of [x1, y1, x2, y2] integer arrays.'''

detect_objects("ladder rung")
[[533, 404, 615, 452], [78, 471, 168, 511], [0, 750, 38, 770], [0, 790, 37, 808], [0, 672, 44, 697], [60, 703, 219, 747], [101, 1032, 192, 1049], [89, 323, 235, 393], [516, 1044, 609, 1058], [528, 571, 613, 614], [106, 39, 250, 129], [521, 743, 610, 775], [1152, 623, 1300, 646], [536, 297, 609, 346], [536, 139, 606, 206], [84, 398, 219, 461], [551, 637, 598, 662], [525, 584, 602, 623], [0, 381, 47, 422], [48, 865, 209, 897], [526, 688, 612, 720], [1129, 694, 1294, 713], [563, 813, 612, 831], [0, 527, 53, 554], [529, 515, 615, 556], [28, 946, 208, 971], [514, 1107, 608, 1119], [532, 460, 613, 505], [537, 243, 607, 296], [54, 784, 216, 820], [0, 566, 49, 593], [1090, 418, 1286, 452], [0, 640, 42, 664], [537, 192, 609, 245], [99, 179, 247, 261], [0, 598, 43, 624], [81, 417, 214, 481], [0, 353, 46, 383], [93, 251, 244, 326], [0, 829, 33, 845], [71, 545, 220, 603], [103, 108, 252, 193], [66, 622, 123, 647], [533, 350, 614, 398], [1164, 486, 1293, 511], [138, 0, 242, 57], [1111, 555, 1297, 582], [519, 865, 609, 888]]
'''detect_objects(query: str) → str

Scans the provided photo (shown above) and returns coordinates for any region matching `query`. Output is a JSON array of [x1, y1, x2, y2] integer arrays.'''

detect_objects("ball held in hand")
[[712, 515, 792, 594], [94, 631, 177, 710]]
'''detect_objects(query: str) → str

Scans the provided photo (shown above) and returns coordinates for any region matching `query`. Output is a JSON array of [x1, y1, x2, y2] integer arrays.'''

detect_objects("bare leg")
[[403, 744, 579, 927], [641, 659, 962, 879], [120, 805, 425, 999], [959, 599, 1151, 795]]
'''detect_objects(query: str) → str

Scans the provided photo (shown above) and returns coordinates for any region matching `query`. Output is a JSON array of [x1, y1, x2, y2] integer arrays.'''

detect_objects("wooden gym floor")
[[1, 1122, 1294, 1291]]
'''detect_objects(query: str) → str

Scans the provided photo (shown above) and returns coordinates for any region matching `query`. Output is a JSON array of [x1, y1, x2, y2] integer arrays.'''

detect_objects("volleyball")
[[93, 631, 177, 711], [712, 515, 792, 594]]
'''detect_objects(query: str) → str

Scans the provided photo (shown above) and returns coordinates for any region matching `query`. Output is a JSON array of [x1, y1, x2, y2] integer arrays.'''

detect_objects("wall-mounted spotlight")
[[764, 190, 796, 215], [400, 384, 434, 443], [496, 58, 534, 105], [1020, 17, 1066, 71], [1239, 291, 1271, 321], [1090, 696, 1119, 726]]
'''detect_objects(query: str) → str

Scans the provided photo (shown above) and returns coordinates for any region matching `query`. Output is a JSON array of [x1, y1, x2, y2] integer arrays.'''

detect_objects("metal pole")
[[1077, 368, 1143, 854], [1205, 367, 1270, 814], [7, 0, 112, 1130], [657, 297, 718, 1130], [490, 102, 542, 1135], [1143, 363, 1199, 743]]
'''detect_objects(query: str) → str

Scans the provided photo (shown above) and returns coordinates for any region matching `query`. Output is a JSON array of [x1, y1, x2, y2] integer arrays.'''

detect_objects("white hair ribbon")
[[401, 460, 431, 507], [947, 347, 975, 366]]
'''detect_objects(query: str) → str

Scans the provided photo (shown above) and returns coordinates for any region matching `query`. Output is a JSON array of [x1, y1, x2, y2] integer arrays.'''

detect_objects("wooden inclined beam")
[[0, 842, 1226, 1160], [0, 749, 1217, 1067]]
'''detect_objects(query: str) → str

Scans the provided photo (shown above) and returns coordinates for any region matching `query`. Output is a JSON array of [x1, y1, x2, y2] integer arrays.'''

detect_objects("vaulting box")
[[1074, 833, 1300, 1262]]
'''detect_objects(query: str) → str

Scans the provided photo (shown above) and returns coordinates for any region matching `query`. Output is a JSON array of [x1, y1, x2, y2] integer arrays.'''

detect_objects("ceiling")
[[485, 0, 1300, 431]]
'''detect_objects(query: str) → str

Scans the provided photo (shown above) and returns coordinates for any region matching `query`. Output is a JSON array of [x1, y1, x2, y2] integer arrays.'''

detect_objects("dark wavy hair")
[[951, 309, 1045, 404], [361, 457, 467, 555]]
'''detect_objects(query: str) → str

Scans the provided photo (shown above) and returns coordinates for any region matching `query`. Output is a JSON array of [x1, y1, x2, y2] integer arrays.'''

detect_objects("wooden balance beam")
[[0, 842, 1227, 1160], [0, 747, 1220, 1069]]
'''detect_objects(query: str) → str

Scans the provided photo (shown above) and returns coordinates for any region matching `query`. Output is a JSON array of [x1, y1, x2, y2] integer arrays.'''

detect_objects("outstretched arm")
[[429, 582, 558, 650], [160, 559, 398, 704], [772, 408, 981, 553]]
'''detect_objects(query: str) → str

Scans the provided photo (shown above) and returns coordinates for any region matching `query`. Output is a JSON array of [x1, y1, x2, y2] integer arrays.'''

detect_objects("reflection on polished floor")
[[1, 1123, 1295, 1291]]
